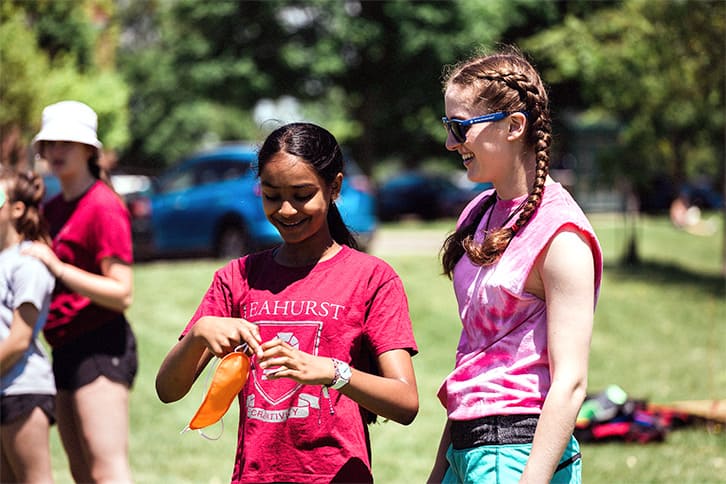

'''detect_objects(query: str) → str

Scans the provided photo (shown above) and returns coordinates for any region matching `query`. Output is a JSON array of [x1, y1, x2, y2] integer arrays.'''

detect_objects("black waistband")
[[450, 414, 539, 449]]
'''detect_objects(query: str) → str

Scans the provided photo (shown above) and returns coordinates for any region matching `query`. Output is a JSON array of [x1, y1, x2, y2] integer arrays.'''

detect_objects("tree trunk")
[[622, 184, 641, 266]]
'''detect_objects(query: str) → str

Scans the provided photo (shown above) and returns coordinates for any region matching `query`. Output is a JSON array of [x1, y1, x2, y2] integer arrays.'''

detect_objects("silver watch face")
[[338, 362, 352, 380], [332, 360, 351, 389]]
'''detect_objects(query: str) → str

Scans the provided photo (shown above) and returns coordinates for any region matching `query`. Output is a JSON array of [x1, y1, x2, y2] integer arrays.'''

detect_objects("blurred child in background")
[[24, 100, 137, 483], [0, 168, 56, 483]]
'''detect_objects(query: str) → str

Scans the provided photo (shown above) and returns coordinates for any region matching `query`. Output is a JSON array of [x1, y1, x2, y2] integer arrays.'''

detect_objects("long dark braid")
[[441, 49, 552, 278]]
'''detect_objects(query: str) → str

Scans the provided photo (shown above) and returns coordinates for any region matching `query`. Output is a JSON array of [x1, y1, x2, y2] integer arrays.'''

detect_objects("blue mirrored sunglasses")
[[441, 111, 512, 143], [0, 189, 5, 208]]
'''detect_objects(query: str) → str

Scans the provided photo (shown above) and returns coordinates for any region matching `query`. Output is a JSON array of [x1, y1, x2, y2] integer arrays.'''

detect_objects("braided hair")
[[441, 48, 552, 278]]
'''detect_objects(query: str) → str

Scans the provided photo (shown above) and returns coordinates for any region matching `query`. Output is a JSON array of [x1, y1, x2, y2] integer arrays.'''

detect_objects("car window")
[[220, 162, 249, 181], [160, 169, 194, 193], [158, 159, 250, 193], [196, 160, 250, 186], [198, 166, 218, 185]]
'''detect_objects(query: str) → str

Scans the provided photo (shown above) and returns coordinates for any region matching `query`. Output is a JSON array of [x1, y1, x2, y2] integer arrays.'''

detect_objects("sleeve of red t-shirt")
[[91, 191, 133, 266], [363, 265, 418, 357], [180, 259, 245, 339]]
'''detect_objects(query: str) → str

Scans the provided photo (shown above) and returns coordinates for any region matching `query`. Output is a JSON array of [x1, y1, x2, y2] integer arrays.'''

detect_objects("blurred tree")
[[524, 0, 725, 268], [524, 0, 725, 206], [0, 0, 130, 167], [24, 0, 95, 68], [282, 0, 556, 170], [117, 0, 564, 171], [118, 0, 275, 167], [0, 2, 49, 166]]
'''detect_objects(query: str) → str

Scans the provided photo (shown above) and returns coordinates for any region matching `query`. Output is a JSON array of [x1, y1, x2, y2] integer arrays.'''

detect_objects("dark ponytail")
[[327, 202, 358, 249]]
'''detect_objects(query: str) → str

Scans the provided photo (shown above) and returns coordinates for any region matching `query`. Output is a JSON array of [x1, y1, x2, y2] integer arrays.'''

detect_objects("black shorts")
[[52, 316, 138, 391], [0, 394, 55, 426]]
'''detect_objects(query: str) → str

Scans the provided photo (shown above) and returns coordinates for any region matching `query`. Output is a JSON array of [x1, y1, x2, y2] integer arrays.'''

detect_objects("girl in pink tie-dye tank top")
[[429, 47, 603, 484]]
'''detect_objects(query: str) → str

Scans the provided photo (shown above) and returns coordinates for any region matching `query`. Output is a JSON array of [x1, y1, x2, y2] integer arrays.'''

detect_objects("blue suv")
[[135, 143, 377, 259]]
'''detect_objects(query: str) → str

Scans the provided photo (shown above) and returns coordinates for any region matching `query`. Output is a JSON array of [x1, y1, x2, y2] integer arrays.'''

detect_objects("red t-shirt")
[[43, 181, 132, 347], [182, 246, 417, 483]]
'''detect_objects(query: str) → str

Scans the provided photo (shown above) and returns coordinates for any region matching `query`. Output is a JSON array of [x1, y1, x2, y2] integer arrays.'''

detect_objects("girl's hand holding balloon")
[[191, 316, 263, 359], [258, 337, 335, 386]]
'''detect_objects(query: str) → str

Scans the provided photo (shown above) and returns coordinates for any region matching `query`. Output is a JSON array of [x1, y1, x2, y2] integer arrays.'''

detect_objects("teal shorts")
[[442, 435, 582, 484]]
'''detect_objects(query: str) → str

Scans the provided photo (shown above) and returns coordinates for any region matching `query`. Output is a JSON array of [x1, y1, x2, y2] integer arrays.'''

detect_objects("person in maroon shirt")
[[156, 123, 419, 483], [24, 101, 136, 483]]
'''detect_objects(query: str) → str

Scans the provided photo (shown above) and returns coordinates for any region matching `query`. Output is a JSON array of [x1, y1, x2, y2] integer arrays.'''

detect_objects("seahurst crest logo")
[[248, 320, 323, 419]]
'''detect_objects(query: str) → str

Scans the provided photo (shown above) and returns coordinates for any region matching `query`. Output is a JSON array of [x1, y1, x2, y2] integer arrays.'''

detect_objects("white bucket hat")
[[32, 100, 103, 152]]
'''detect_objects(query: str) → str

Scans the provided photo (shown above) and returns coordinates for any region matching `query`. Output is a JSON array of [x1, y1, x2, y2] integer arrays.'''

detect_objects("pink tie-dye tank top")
[[437, 183, 603, 421]]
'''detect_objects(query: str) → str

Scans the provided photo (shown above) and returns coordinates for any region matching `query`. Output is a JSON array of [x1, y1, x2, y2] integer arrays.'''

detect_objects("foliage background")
[[1, 2, 724, 478], [1, 0, 723, 199]]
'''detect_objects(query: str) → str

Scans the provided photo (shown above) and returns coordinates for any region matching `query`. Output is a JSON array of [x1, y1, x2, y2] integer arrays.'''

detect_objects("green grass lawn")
[[49, 212, 725, 483]]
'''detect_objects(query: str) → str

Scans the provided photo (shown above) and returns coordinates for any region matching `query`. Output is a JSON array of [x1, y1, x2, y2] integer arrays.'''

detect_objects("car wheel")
[[216, 224, 250, 259]]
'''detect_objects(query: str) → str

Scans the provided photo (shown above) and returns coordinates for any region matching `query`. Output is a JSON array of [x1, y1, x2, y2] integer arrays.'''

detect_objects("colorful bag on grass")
[[575, 384, 692, 444]]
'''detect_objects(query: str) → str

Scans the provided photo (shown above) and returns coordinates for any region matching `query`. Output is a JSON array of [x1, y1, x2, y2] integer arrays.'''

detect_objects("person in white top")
[[0, 168, 56, 484]]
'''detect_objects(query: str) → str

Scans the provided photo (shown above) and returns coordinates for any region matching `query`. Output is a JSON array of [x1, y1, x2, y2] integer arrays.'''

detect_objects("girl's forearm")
[[156, 332, 212, 403], [427, 419, 452, 483], [0, 338, 26, 376], [520, 380, 587, 483], [0, 304, 38, 376], [56, 262, 132, 312], [339, 369, 418, 425]]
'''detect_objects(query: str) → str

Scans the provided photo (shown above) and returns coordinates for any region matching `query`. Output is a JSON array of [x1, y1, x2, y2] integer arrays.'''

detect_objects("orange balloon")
[[187, 350, 250, 430]]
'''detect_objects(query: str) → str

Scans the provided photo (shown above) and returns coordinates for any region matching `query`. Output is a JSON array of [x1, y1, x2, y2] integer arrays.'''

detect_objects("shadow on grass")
[[605, 259, 726, 298]]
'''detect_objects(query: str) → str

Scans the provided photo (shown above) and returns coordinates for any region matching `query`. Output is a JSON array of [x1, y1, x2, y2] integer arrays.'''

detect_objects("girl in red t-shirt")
[[156, 123, 419, 483]]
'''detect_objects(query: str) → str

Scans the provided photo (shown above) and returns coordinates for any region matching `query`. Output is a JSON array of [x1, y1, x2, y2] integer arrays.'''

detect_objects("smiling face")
[[443, 84, 514, 186], [259, 151, 341, 248]]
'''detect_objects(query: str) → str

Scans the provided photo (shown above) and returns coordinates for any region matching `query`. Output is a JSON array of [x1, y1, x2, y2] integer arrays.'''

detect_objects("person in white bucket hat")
[[24, 101, 137, 483], [32, 100, 103, 152]]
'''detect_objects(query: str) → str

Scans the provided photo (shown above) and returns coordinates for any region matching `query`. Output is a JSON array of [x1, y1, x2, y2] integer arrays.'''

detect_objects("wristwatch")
[[329, 358, 352, 390]]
